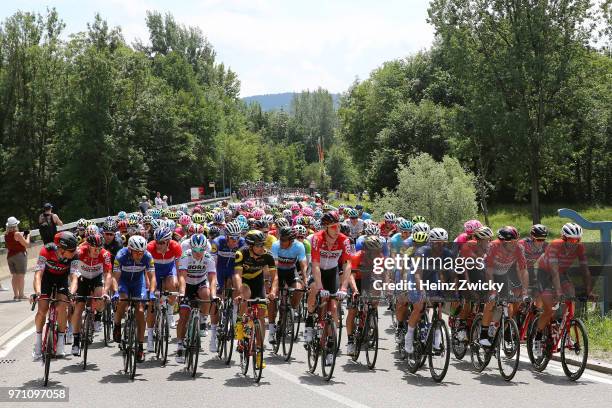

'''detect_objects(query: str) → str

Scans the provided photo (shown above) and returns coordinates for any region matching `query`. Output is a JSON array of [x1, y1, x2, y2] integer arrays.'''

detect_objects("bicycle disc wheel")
[[561, 318, 588, 381], [365, 312, 379, 370], [497, 318, 520, 381], [252, 320, 264, 383], [469, 316, 490, 372], [528, 317, 551, 372], [428, 319, 450, 382], [321, 319, 338, 381], [43, 327, 53, 387], [282, 307, 295, 361]]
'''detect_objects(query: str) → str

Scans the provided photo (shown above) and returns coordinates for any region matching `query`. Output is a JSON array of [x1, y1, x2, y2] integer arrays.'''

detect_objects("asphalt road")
[[0, 304, 611, 408]]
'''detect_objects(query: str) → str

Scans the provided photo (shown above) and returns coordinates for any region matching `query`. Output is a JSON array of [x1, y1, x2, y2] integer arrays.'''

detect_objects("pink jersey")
[[454, 233, 470, 244]]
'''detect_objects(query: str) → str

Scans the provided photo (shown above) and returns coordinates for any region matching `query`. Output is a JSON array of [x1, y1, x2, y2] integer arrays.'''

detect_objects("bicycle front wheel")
[[527, 317, 551, 372], [43, 326, 54, 387], [282, 307, 295, 361], [252, 320, 264, 383], [561, 318, 588, 381], [497, 318, 520, 381], [428, 319, 450, 382], [128, 318, 137, 379], [321, 319, 338, 381], [161, 312, 169, 366], [365, 311, 379, 369], [82, 313, 92, 370], [469, 315, 491, 372]]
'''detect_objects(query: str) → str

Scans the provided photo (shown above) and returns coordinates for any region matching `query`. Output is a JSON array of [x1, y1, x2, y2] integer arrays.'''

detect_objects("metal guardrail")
[[0, 196, 231, 245]]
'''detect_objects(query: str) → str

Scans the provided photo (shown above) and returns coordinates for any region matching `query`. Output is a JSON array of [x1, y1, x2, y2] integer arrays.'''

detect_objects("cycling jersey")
[[518, 238, 547, 269], [454, 232, 470, 244], [178, 249, 216, 286], [210, 235, 245, 286], [270, 240, 306, 270], [104, 237, 123, 264], [536, 239, 587, 274], [113, 247, 155, 282], [234, 247, 276, 298], [378, 221, 397, 238], [389, 232, 412, 255], [36, 244, 79, 277], [355, 235, 390, 257], [310, 230, 351, 271], [360, 212, 371, 220], [410, 245, 455, 302], [264, 233, 277, 251], [74, 244, 112, 279], [346, 219, 364, 240], [485, 240, 527, 275], [147, 239, 182, 281], [180, 236, 212, 253]]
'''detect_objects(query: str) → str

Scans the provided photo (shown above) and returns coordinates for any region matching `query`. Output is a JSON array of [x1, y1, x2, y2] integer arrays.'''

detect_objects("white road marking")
[[0, 315, 35, 348], [267, 365, 372, 408], [518, 355, 612, 385], [0, 327, 35, 358]]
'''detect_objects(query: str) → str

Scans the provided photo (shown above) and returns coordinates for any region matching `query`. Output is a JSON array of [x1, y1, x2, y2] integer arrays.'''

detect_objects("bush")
[[372, 153, 477, 238]]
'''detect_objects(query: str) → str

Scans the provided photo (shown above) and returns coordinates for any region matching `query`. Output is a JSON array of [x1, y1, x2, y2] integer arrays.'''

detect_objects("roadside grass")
[[583, 310, 612, 362]]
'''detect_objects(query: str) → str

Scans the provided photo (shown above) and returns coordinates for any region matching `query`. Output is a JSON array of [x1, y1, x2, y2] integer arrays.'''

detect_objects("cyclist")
[[454, 219, 482, 244], [176, 234, 217, 363], [268, 226, 307, 344], [112, 235, 155, 362], [234, 230, 277, 369], [31, 231, 79, 359], [479, 226, 529, 347], [209, 221, 244, 352], [304, 211, 351, 365], [532, 223, 593, 358], [404, 228, 453, 354], [146, 227, 182, 350], [102, 221, 123, 263], [518, 224, 549, 304], [379, 212, 398, 238]]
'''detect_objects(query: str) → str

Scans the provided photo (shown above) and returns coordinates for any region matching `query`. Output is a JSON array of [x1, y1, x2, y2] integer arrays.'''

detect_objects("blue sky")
[[1, 1, 435, 96]]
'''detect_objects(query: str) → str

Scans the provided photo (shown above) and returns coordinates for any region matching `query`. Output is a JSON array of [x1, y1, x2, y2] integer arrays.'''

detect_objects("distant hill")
[[242, 92, 341, 112]]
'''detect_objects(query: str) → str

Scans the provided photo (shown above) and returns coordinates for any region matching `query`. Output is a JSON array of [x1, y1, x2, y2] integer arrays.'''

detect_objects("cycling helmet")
[[86, 233, 104, 248], [429, 228, 448, 242], [282, 209, 292, 218], [279, 226, 296, 240], [57, 231, 78, 250], [166, 220, 176, 230], [412, 231, 429, 244], [364, 223, 381, 236], [398, 219, 413, 232], [412, 222, 430, 234], [192, 213, 205, 224], [225, 221, 242, 237], [213, 212, 225, 224], [236, 214, 247, 224], [143, 215, 153, 224], [293, 225, 307, 238], [85, 224, 99, 237], [384, 212, 396, 223], [208, 225, 221, 240], [154, 227, 173, 242], [412, 215, 426, 224], [253, 220, 267, 230], [313, 210, 323, 220], [290, 203, 300, 212], [117, 211, 127, 220], [463, 219, 483, 235], [76, 218, 87, 229], [262, 214, 274, 224], [117, 220, 128, 232], [530, 224, 548, 239], [128, 235, 147, 251], [473, 226, 494, 240], [245, 230, 266, 246], [102, 221, 117, 233], [561, 223, 583, 239], [150, 219, 160, 230], [190, 233, 208, 250], [275, 218, 289, 228], [252, 208, 265, 219], [321, 211, 340, 226], [302, 207, 314, 217], [364, 235, 384, 251], [498, 226, 519, 241], [312, 220, 321, 230], [178, 214, 190, 226], [295, 216, 304, 225], [205, 212, 214, 222], [340, 223, 351, 235], [347, 208, 359, 218]]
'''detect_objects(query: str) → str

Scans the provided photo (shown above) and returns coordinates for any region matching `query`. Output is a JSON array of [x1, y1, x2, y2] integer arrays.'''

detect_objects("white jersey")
[[178, 249, 216, 285]]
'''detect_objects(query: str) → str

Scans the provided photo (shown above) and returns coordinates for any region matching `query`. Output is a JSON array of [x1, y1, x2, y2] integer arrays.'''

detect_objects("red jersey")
[[147, 240, 182, 274], [518, 238, 548, 269], [485, 240, 527, 275], [537, 239, 587, 274], [36, 244, 79, 276], [379, 222, 398, 238], [75, 244, 112, 279], [311, 230, 351, 270], [459, 240, 486, 260]]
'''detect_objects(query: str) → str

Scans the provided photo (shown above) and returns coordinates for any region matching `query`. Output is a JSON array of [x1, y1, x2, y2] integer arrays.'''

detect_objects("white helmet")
[[128, 235, 147, 251], [384, 212, 396, 223], [561, 223, 583, 239], [412, 222, 430, 234], [429, 228, 448, 242]]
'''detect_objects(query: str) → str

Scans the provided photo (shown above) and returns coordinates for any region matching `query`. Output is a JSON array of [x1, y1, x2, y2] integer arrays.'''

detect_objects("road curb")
[[0, 315, 36, 349], [550, 354, 612, 376]]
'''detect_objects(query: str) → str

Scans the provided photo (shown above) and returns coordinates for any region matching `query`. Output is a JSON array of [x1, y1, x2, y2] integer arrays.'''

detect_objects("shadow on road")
[[298, 373, 346, 386], [166, 369, 212, 381], [22, 378, 63, 388], [202, 358, 233, 369], [98, 371, 148, 383], [224, 373, 270, 387], [55, 362, 100, 374]]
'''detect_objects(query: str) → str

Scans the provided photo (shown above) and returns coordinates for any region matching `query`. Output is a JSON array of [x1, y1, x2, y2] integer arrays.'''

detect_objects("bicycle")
[[304, 293, 340, 381], [273, 287, 305, 361], [152, 288, 180, 366], [75, 295, 105, 370], [349, 293, 381, 369], [237, 298, 268, 383], [405, 301, 451, 382], [527, 295, 589, 380], [31, 287, 71, 387], [216, 286, 235, 365], [182, 297, 217, 377], [448, 300, 484, 360], [469, 296, 521, 381], [102, 291, 114, 346], [118, 297, 147, 379]]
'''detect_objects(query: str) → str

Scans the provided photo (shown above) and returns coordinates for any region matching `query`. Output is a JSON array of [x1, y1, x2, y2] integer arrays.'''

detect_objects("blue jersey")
[[210, 235, 245, 277], [390, 233, 413, 254], [412, 245, 455, 281], [271, 240, 306, 270], [113, 247, 154, 283], [356, 235, 390, 257], [361, 212, 371, 220]]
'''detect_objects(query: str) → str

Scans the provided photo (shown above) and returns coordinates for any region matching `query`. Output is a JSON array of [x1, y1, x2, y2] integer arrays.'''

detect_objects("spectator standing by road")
[[4, 217, 30, 300], [162, 195, 169, 208], [38, 203, 63, 245], [155, 192, 164, 209], [139, 195, 151, 214]]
